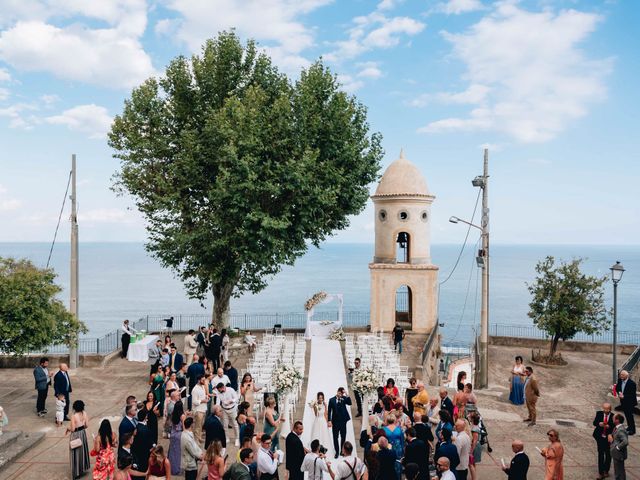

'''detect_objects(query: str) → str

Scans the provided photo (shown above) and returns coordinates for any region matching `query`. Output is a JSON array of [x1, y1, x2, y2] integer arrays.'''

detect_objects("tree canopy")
[[527, 256, 609, 357], [0, 257, 86, 355], [109, 31, 383, 326]]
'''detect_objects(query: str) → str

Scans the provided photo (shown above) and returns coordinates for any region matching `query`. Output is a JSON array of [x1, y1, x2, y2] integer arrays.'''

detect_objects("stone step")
[[0, 430, 46, 472]]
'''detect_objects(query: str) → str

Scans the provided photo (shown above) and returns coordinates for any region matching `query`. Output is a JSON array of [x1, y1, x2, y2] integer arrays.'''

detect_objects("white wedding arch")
[[304, 293, 344, 339]]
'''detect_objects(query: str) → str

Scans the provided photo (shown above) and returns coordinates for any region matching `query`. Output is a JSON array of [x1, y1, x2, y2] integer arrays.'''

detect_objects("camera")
[[319, 445, 327, 455]]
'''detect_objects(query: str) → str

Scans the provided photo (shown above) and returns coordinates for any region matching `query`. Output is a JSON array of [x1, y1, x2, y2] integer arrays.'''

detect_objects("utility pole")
[[69, 154, 79, 369], [478, 149, 490, 389]]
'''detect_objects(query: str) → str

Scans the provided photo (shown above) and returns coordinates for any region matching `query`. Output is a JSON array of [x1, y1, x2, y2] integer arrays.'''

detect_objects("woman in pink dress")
[[204, 440, 226, 480], [92, 419, 116, 480], [541, 429, 564, 480]]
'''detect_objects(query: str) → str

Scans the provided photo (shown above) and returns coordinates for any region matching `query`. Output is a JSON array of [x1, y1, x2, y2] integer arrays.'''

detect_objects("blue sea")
[[1, 242, 638, 343]]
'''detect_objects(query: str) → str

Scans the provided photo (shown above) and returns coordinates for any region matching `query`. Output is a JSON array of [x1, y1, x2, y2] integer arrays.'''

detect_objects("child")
[[160, 348, 170, 368], [0, 406, 6, 435], [55, 394, 66, 426]]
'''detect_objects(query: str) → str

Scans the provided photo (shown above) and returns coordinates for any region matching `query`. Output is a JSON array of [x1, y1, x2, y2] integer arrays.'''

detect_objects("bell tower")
[[369, 150, 439, 333]]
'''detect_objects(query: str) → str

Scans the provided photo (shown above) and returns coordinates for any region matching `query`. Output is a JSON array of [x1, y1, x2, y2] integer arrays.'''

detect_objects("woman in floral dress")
[[92, 419, 116, 480]]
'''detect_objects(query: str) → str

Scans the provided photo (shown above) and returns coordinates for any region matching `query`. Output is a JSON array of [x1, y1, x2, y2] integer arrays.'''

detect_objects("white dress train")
[[310, 402, 334, 458]]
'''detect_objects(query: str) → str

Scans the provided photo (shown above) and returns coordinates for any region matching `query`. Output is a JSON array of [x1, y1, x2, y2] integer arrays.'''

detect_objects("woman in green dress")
[[151, 366, 165, 416], [263, 396, 283, 452]]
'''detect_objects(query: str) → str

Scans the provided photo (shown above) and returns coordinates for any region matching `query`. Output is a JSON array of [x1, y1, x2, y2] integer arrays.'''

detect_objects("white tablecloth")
[[304, 321, 342, 339], [127, 334, 159, 362]]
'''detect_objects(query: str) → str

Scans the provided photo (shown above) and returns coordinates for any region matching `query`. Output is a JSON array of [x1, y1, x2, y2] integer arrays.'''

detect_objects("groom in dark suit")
[[328, 387, 352, 458]]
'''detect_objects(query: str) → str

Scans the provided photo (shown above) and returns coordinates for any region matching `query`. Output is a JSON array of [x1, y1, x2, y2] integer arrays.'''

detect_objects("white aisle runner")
[[302, 337, 356, 477]]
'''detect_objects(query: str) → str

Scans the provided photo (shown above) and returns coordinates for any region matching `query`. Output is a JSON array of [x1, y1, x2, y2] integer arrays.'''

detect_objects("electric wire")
[[451, 236, 481, 339], [46, 170, 72, 268], [439, 188, 481, 286]]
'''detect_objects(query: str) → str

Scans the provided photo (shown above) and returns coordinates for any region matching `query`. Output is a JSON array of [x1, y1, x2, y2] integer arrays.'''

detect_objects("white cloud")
[[377, 0, 403, 11], [40, 94, 59, 105], [325, 11, 425, 62], [45, 104, 113, 139], [408, 83, 490, 107], [356, 61, 383, 78], [0, 102, 39, 129], [161, 0, 332, 74], [0, 67, 10, 82], [0, 1, 154, 89], [434, 0, 484, 15], [78, 208, 137, 224], [337, 74, 364, 93], [419, 4, 611, 142]]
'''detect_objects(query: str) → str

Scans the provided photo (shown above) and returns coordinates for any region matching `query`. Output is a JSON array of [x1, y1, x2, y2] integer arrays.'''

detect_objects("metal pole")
[[69, 154, 79, 369], [479, 148, 490, 389], [612, 281, 618, 385]]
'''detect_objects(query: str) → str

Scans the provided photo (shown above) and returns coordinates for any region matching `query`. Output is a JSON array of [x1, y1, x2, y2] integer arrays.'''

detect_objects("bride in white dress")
[[309, 392, 334, 458]]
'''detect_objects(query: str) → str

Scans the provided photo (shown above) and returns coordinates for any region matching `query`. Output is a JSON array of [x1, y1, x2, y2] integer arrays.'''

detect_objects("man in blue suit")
[[169, 344, 184, 373], [53, 363, 72, 420], [119, 404, 138, 445], [33, 357, 52, 416], [328, 387, 352, 458]]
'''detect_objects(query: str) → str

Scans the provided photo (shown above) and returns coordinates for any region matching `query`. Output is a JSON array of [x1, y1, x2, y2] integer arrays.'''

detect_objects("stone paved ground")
[[1, 339, 639, 479]]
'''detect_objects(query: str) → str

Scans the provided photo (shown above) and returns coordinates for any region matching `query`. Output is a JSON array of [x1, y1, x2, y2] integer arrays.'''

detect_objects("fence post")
[[97, 338, 100, 355], [146, 315, 149, 331]]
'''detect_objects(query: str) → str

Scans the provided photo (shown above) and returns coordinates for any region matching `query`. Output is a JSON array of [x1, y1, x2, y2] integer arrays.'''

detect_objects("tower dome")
[[373, 149, 430, 198]]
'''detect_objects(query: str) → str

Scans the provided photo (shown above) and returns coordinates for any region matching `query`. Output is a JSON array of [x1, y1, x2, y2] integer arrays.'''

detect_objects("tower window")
[[378, 209, 387, 222], [421, 210, 428, 222], [398, 210, 409, 221], [396, 232, 410, 263]]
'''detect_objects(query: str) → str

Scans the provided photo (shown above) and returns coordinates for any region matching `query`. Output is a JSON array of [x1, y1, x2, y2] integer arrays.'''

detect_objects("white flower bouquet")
[[352, 368, 379, 395], [329, 327, 346, 341], [319, 321, 334, 326], [271, 363, 303, 395], [304, 291, 328, 311]]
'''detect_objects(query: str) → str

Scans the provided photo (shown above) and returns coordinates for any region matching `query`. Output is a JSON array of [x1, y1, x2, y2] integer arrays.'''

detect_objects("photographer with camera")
[[301, 439, 335, 480]]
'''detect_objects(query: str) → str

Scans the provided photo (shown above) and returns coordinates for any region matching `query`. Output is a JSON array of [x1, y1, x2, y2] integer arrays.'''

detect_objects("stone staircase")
[[0, 430, 45, 472]]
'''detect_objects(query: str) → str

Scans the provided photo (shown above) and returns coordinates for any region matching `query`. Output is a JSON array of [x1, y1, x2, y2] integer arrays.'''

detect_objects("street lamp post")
[[610, 261, 625, 384], [449, 148, 489, 389]]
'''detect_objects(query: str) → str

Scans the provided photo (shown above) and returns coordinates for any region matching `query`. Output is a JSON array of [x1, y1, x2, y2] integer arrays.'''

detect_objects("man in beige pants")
[[524, 366, 540, 426], [191, 374, 209, 443]]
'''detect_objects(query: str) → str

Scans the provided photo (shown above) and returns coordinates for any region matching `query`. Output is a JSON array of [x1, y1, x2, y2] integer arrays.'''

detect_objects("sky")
[[0, 0, 638, 245]]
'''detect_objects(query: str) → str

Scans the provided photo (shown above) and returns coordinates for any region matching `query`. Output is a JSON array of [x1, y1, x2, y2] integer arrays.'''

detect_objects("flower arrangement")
[[352, 368, 379, 395], [319, 321, 334, 326], [329, 327, 346, 341], [304, 291, 328, 311], [271, 363, 303, 395]]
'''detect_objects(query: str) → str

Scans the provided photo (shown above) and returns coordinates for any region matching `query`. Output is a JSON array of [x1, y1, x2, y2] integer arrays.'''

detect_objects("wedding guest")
[[456, 372, 467, 392], [216, 383, 240, 447], [33, 357, 52, 417], [392, 323, 405, 354], [165, 372, 179, 398], [333, 441, 367, 480], [145, 445, 171, 480], [132, 409, 155, 473], [412, 381, 430, 417], [285, 421, 306, 480], [54, 363, 72, 421], [615, 370, 637, 435], [592, 402, 614, 479], [501, 440, 529, 480], [435, 410, 454, 446], [237, 401, 256, 445], [382, 414, 404, 478], [92, 419, 117, 480], [427, 398, 441, 426], [439, 388, 455, 420], [610, 413, 628, 480], [204, 439, 226, 480], [384, 378, 399, 398], [240, 373, 261, 406], [509, 356, 526, 405], [377, 436, 398, 480], [207, 329, 222, 371], [163, 335, 173, 350], [196, 326, 208, 357], [56, 393, 66, 426], [168, 400, 185, 475], [224, 361, 239, 391], [263, 396, 283, 451], [114, 455, 134, 480], [403, 427, 428, 480], [524, 367, 540, 426], [469, 413, 483, 469], [434, 429, 459, 472], [205, 405, 227, 449], [187, 355, 206, 409], [413, 413, 434, 459], [244, 331, 257, 353], [184, 329, 198, 366], [301, 439, 333, 480], [160, 349, 170, 369], [67, 400, 90, 479], [148, 339, 163, 365], [121, 319, 136, 358], [257, 434, 279, 480], [436, 457, 456, 480], [192, 374, 209, 444], [453, 419, 471, 480], [168, 345, 184, 373], [540, 429, 564, 480], [227, 448, 255, 480], [465, 383, 477, 405], [405, 377, 418, 420], [181, 416, 204, 480], [221, 329, 230, 363]]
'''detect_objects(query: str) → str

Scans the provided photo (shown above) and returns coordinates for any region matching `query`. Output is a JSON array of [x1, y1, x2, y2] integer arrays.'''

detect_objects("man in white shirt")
[[333, 441, 367, 480], [191, 374, 209, 444], [301, 439, 334, 480], [427, 398, 441, 426], [216, 382, 240, 446], [212, 368, 231, 389], [436, 457, 456, 480], [257, 433, 279, 480], [121, 319, 136, 358], [453, 419, 471, 480]]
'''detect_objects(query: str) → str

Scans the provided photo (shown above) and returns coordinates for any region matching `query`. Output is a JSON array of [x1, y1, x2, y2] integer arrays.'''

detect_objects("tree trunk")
[[549, 334, 560, 357], [212, 283, 233, 329]]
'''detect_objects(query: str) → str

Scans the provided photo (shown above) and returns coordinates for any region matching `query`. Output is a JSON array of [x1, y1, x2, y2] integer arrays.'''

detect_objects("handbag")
[[69, 438, 82, 449]]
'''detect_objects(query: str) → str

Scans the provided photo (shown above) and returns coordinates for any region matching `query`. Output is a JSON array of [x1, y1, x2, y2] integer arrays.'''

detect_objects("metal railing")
[[421, 322, 439, 365], [620, 345, 640, 375], [492, 323, 640, 346]]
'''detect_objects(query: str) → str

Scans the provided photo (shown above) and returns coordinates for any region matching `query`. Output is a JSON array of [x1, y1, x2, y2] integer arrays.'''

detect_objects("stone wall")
[[490, 335, 637, 355]]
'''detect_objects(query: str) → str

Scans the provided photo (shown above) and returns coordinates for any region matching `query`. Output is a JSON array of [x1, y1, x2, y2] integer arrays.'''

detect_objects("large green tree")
[[0, 257, 86, 355], [527, 256, 609, 357], [109, 31, 383, 327]]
